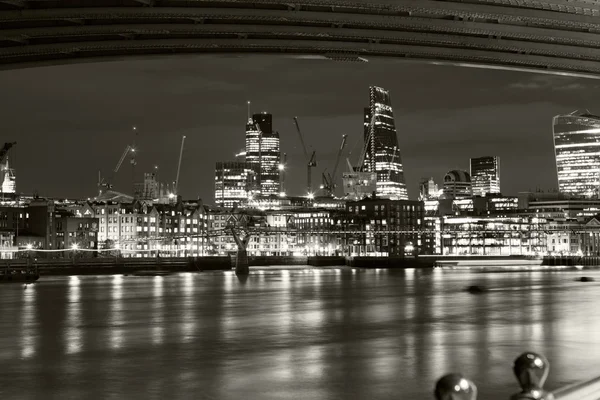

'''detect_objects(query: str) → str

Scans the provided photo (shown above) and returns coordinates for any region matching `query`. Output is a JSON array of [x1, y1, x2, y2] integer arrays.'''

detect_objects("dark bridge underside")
[[3, 0, 600, 77]]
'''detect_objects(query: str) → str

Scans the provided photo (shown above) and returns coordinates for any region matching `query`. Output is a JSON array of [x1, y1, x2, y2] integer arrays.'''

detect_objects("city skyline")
[[1, 55, 599, 202]]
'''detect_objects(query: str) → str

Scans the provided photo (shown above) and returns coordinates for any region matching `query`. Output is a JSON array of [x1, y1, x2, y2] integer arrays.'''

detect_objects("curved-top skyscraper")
[[553, 110, 600, 198], [362, 86, 408, 200]]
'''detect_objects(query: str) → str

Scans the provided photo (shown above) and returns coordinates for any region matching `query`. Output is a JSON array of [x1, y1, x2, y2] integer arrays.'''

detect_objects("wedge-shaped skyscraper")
[[553, 110, 600, 198], [362, 86, 408, 200]]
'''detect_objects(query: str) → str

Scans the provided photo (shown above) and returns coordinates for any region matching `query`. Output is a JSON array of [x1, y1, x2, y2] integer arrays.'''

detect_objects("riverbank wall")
[[4, 255, 600, 276], [1, 255, 347, 275]]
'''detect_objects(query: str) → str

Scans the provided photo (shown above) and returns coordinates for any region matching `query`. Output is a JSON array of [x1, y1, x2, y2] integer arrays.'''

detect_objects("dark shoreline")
[[3, 255, 599, 277]]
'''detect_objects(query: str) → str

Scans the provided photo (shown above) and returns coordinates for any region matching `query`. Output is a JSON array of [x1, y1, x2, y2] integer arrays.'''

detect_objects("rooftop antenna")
[[247, 100, 251, 121]]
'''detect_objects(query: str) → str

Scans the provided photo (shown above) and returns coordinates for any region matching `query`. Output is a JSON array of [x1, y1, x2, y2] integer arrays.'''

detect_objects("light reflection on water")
[[20, 285, 36, 359], [66, 276, 82, 355], [110, 274, 124, 350], [2, 267, 600, 399]]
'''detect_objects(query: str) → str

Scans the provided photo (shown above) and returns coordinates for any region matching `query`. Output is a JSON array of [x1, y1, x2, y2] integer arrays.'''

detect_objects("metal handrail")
[[434, 351, 600, 400], [553, 376, 600, 400]]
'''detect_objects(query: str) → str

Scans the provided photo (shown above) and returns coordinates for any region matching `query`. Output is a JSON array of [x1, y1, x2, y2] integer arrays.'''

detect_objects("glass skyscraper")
[[470, 156, 500, 197], [214, 161, 257, 208], [362, 86, 408, 200], [553, 110, 600, 198], [245, 112, 281, 196]]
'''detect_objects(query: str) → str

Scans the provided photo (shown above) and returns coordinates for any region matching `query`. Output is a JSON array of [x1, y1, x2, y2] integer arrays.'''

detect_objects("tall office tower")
[[443, 170, 472, 199], [362, 86, 408, 200], [214, 161, 257, 208], [419, 177, 439, 200], [245, 112, 281, 196], [1, 157, 15, 194], [470, 156, 501, 197], [553, 110, 600, 198]]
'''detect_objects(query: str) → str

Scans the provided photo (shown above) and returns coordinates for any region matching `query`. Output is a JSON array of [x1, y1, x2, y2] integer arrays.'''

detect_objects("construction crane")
[[97, 145, 133, 195], [173, 135, 186, 197], [0, 142, 16, 165], [322, 134, 348, 197], [292, 117, 317, 195]]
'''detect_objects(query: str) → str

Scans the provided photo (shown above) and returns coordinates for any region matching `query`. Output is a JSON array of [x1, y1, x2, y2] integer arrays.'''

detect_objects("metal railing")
[[435, 352, 600, 400]]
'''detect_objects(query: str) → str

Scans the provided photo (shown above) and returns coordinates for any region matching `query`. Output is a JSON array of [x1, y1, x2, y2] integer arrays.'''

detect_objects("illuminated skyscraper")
[[214, 161, 257, 208], [362, 86, 408, 200], [419, 177, 440, 200], [1, 157, 15, 194], [470, 156, 500, 197], [246, 112, 281, 196], [553, 110, 600, 197]]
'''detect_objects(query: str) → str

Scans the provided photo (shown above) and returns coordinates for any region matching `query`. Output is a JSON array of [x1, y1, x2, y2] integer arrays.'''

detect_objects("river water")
[[1, 267, 600, 399]]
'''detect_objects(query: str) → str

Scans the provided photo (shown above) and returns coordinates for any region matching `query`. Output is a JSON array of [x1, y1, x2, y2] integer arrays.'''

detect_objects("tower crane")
[[322, 134, 348, 197], [97, 145, 134, 195], [0, 142, 16, 165], [292, 116, 317, 195], [173, 135, 186, 197]]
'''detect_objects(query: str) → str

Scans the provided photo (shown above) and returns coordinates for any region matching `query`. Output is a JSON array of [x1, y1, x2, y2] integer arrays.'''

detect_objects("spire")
[[247, 100, 252, 123]]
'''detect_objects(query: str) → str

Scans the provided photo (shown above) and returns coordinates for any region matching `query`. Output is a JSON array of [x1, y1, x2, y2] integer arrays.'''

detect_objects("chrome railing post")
[[510, 352, 554, 400], [435, 351, 600, 399], [434, 373, 478, 400]]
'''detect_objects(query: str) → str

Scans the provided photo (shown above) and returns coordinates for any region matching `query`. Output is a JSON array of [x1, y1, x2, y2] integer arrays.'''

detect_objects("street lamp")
[[71, 243, 79, 250], [26, 243, 33, 250]]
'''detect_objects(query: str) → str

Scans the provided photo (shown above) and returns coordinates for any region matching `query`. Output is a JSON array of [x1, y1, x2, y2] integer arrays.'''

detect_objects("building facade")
[[362, 86, 408, 200], [214, 161, 257, 208], [245, 112, 281, 196], [344, 198, 426, 256], [419, 177, 440, 200], [53, 210, 98, 255], [470, 156, 500, 197], [133, 172, 170, 203], [553, 110, 600, 198], [439, 216, 547, 256], [443, 170, 472, 199], [1, 157, 15, 194]]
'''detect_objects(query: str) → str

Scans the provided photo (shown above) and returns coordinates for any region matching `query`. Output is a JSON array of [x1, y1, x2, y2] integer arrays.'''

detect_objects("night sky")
[[1, 54, 599, 203]]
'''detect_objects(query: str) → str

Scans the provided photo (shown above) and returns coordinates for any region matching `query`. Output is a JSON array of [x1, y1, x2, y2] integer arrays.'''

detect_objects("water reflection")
[[110, 274, 124, 350], [65, 276, 82, 355], [20, 285, 36, 359], [3, 269, 600, 399], [180, 273, 195, 343], [151, 276, 164, 346]]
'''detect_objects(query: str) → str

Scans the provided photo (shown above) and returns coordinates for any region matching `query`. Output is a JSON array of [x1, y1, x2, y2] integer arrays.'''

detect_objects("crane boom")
[[175, 135, 186, 195], [0, 142, 16, 165], [293, 116, 317, 195], [331, 134, 348, 187], [293, 117, 310, 161], [114, 145, 131, 173]]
